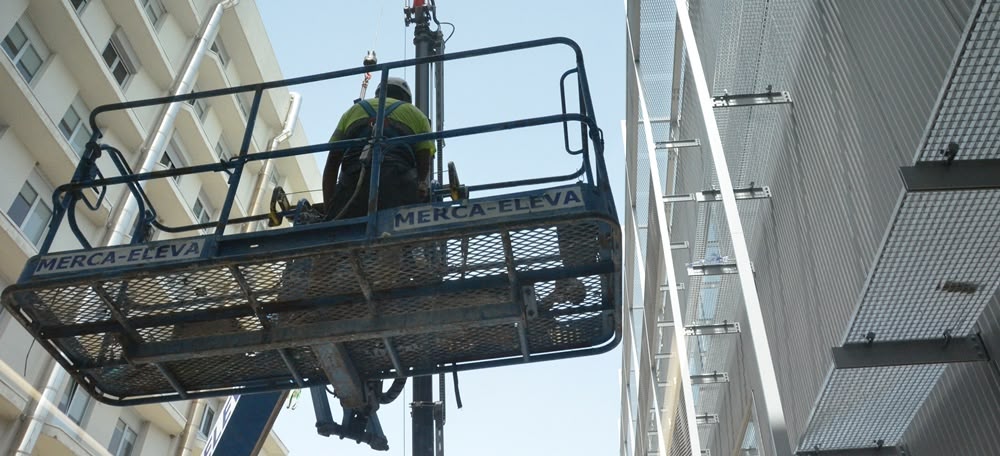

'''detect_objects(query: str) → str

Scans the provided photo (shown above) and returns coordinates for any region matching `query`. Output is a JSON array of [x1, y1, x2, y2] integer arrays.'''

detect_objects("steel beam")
[[655, 139, 700, 149], [685, 322, 740, 336], [687, 259, 753, 276], [691, 372, 729, 384], [713, 89, 791, 108], [128, 301, 522, 364], [899, 159, 1000, 192], [675, 0, 791, 453], [664, 186, 771, 203], [796, 446, 904, 456], [695, 414, 719, 425], [832, 335, 989, 369], [311, 343, 366, 409]]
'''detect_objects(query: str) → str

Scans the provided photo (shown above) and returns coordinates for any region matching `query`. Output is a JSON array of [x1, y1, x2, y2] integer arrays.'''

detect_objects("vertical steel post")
[[673, 1, 792, 454], [411, 4, 436, 456]]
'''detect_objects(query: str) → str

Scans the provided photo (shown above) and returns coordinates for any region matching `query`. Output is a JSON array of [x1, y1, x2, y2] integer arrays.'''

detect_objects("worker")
[[323, 77, 435, 220]]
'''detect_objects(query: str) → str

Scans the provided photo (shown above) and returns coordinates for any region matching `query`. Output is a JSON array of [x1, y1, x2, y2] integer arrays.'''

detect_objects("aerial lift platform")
[[0, 35, 620, 422]]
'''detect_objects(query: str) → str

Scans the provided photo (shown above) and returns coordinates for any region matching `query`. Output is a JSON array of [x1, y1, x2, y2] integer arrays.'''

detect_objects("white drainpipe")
[[13, 2, 239, 455], [175, 399, 206, 456], [241, 91, 301, 233], [104, 0, 240, 246]]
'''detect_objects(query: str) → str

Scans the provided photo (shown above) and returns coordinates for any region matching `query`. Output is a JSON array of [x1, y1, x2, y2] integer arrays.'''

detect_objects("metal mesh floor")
[[799, 1, 1000, 452], [2, 218, 620, 405]]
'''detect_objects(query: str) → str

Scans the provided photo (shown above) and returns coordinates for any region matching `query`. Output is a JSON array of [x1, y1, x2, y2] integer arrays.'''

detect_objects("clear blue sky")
[[257, 1, 626, 454]]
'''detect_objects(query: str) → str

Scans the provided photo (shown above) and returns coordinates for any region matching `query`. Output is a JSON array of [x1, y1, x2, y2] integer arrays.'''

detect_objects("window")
[[191, 193, 213, 228], [159, 137, 187, 182], [7, 177, 53, 246], [102, 30, 137, 87], [57, 379, 90, 424], [210, 39, 229, 67], [187, 86, 208, 120], [70, 0, 89, 14], [3, 18, 47, 82], [234, 92, 250, 118], [215, 139, 232, 162], [59, 97, 92, 156], [108, 419, 137, 456], [198, 405, 215, 436], [141, 0, 166, 27]]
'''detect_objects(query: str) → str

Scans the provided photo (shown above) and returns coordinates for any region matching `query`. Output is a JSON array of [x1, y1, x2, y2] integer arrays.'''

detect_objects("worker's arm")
[[415, 148, 431, 200], [323, 148, 343, 214]]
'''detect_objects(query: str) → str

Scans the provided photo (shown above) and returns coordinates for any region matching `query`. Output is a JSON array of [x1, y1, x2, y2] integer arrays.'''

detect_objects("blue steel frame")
[[34, 37, 612, 257], [3, 37, 621, 405]]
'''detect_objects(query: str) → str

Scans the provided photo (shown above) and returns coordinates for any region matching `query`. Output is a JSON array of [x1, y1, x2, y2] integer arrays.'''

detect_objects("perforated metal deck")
[[2, 186, 621, 405], [797, 1, 1000, 452]]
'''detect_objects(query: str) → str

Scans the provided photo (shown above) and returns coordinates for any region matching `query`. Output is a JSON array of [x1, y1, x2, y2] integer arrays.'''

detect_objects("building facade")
[[0, 0, 320, 454], [622, 1, 1000, 455]]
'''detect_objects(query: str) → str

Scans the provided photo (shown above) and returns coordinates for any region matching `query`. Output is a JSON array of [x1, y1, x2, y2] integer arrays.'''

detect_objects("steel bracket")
[[899, 159, 1000, 192], [713, 88, 792, 108], [832, 334, 989, 369], [687, 259, 753, 276], [691, 372, 729, 384], [796, 446, 905, 456], [695, 413, 719, 425], [685, 322, 740, 336], [664, 186, 771, 203], [655, 139, 701, 149]]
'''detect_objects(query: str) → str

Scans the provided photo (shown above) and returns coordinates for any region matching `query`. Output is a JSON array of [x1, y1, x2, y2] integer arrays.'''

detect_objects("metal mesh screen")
[[846, 190, 1000, 342], [798, 365, 945, 450], [2, 216, 619, 403], [919, 1, 1000, 162]]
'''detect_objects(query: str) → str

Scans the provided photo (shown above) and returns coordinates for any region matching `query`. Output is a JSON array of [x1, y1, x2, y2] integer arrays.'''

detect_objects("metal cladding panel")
[[919, 0, 1000, 163], [660, 0, 977, 455]]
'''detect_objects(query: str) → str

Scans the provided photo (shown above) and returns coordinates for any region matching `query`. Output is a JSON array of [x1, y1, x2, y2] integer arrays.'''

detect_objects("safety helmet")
[[376, 77, 413, 103]]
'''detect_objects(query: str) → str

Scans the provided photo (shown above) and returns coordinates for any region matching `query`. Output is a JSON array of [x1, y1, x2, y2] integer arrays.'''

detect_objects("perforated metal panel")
[[2, 216, 620, 405], [846, 190, 1000, 342], [798, 365, 945, 450], [797, 0, 999, 452], [919, 0, 1000, 162]]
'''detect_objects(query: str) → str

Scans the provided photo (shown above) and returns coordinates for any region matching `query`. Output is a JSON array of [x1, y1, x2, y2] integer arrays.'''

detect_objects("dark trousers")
[[326, 152, 422, 220]]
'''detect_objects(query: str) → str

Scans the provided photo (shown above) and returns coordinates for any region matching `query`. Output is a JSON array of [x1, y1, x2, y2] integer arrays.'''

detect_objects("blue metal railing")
[[39, 37, 611, 255]]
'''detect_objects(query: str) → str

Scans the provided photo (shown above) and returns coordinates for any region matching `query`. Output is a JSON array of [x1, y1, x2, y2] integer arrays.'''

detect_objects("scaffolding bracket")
[[832, 334, 989, 369], [712, 87, 791, 108], [655, 139, 701, 149], [797, 446, 905, 456], [685, 322, 740, 336], [687, 259, 752, 276], [899, 159, 1000, 192], [695, 414, 719, 425], [691, 372, 729, 384], [664, 186, 771, 203]]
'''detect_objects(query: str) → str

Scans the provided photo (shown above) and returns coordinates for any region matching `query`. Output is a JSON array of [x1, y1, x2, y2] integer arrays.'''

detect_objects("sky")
[[256, 1, 627, 455]]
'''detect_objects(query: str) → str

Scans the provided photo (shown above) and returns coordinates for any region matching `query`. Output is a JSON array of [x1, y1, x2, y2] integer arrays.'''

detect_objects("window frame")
[[70, 0, 89, 14], [187, 85, 209, 120], [140, 0, 167, 28], [57, 379, 91, 425], [215, 139, 232, 163], [102, 29, 138, 88], [210, 39, 229, 67], [159, 136, 188, 182], [191, 192, 214, 232], [59, 97, 92, 157], [198, 405, 216, 437], [108, 418, 138, 456], [7, 171, 54, 247], [3, 17, 49, 83]]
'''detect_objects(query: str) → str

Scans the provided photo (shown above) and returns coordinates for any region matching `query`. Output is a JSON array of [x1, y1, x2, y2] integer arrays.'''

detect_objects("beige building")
[[0, 0, 319, 454]]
